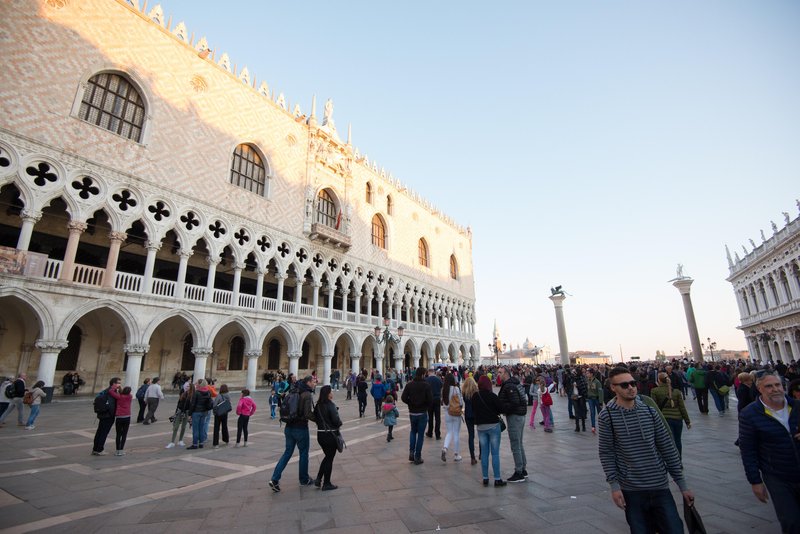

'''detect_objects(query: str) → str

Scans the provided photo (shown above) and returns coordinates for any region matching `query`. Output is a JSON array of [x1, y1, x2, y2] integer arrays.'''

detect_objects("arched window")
[[267, 339, 281, 369], [300, 341, 310, 369], [365, 182, 373, 204], [316, 189, 338, 228], [450, 255, 458, 280], [230, 143, 267, 196], [418, 238, 429, 267], [387, 195, 393, 215], [229, 336, 244, 371], [180, 333, 194, 371], [78, 72, 145, 142], [371, 215, 386, 249], [56, 326, 82, 370]]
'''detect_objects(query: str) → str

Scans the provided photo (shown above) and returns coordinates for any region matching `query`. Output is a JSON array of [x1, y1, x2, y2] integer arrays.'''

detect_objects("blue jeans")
[[709, 389, 725, 414], [26, 404, 41, 426], [665, 418, 683, 458], [621, 489, 684, 534], [478, 423, 501, 480], [191, 411, 210, 446], [271, 426, 310, 483], [409, 413, 428, 460], [587, 398, 601, 428], [763, 472, 800, 534]]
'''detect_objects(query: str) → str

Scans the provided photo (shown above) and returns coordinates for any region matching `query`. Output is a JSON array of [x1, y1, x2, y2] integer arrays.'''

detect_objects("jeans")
[[237, 415, 250, 443], [695, 388, 708, 413], [621, 489, 684, 534], [115, 416, 130, 450], [136, 398, 146, 422], [478, 423, 501, 480], [443, 414, 461, 455], [144, 398, 160, 423], [762, 472, 800, 534], [191, 411, 210, 446], [409, 413, 428, 460], [567, 395, 574, 417], [465, 419, 476, 459], [587, 398, 602, 428], [170, 412, 188, 443], [665, 418, 683, 458], [93, 416, 115, 453], [0, 398, 24, 424], [316, 431, 338, 485], [427, 400, 441, 437], [271, 425, 311, 483], [26, 404, 41, 427], [506, 414, 526, 474], [373, 397, 382, 418], [213, 413, 229, 446], [709, 389, 725, 414], [357, 394, 367, 416]]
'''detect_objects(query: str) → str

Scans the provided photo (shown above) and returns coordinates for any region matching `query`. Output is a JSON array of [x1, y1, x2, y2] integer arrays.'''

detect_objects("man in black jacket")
[[498, 366, 528, 482], [269, 375, 315, 493], [402, 367, 433, 465], [92, 377, 120, 455]]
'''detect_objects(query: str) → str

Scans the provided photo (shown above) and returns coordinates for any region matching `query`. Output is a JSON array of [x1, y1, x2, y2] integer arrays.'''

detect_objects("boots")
[[574, 420, 580, 432], [581, 420, 586, 432]]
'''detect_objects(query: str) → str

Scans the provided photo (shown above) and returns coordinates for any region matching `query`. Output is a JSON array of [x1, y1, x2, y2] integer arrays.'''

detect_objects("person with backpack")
[[135, 378, 150, 423], [187, 379, 213, 449], [497, 366, 528, 483], [235, 388, 256, 447], [650, 373, 691, 458], [370, 375, 386, 419], [91, 377, 120, 455], [312, 385, 342, 491], [107, 382, 133, 455], [269, 375, 315, 493], [212, 384, 232, 448], [382, 394, 399, 442], [441, 372, 464, 462], [0, 373, 27, 427]]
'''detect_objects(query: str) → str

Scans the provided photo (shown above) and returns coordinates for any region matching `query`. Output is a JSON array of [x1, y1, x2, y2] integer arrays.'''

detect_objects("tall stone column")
[[192, 347, 212, 380], [35, 339, 68, 388], [16, 209, 42, 252], [788, 334, 800, 362], [327, 284, 335, 314], [322, 353, 333, 385], [275, 273, 286, 312], [672, 278, 704, 362], [245, 350, 261, 391], [204, 257, 220, 304], [142, 241, 161, 295], [549, 293, 570, 365], [288, 351, 301, 377], [231, 262, 244, 307], [123, 344, 149, 388], [294, 278, 304, 310], [745, 336, 759, 362], [351, 353, 361, 376], [758, 339, 771, 363], [312, 281, 321, 317], [412, 349, 421, 370], [393, 352, 403, 374], [103, 231, 127, 288], [175, 249, 191, 299], [255, 268, 265, 310], [59, 221, 87, 282]]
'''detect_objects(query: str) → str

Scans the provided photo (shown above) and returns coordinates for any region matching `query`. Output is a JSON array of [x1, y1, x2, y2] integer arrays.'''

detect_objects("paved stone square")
[[0, 389, 778, 533]]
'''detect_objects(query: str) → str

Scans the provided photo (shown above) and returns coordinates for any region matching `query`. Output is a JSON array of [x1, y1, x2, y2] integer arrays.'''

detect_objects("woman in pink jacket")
[[108, 384, 133, 456], [235, 388, 257, 447]]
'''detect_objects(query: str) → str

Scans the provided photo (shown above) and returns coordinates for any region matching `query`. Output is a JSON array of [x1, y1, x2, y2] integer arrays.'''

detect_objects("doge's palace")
[[0, 0, 479, 395]]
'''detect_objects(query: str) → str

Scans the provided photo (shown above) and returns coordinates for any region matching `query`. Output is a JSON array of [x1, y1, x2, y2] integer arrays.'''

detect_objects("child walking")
[[269, 390, 278, 419], [235, 388, 256, 447], [382, 395, 398, 442]]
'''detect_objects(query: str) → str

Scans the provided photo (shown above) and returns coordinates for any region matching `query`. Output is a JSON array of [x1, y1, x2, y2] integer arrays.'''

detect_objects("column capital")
[[295, 278, 305, 286], [257, 267, 267, 276], [351, 353, 362, 360], [68, 221, 88, 233], [109, 231, 127, 243], [192, 347, 213, 358], [548, 294, 566, 306], [288, 351, 301, 360], [672, 278, 694, 295], [245, 350, 261, 359], [145, 240, 162, 252], [178, 248, 193, 259], [341, 289, 350, 297], [21, 209, 42, 222], [323, 353, 334, 360], [35, 339, 69, 352], [276, 272, 287, 281], [206, 256, 221, 266], [234, 262, 246, 271], [312, 280, 323, 288], [123, 343, 149, 355]]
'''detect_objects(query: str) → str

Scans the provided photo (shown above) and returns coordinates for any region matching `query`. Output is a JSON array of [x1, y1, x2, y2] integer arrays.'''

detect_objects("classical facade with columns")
[[0, 0, 479, 394], [726, 205, 800, 363]]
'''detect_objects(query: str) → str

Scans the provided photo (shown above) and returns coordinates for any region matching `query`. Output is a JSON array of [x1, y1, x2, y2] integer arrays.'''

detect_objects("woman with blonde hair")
[[461, 376, 479, 465], [650, 372, 691, 457]]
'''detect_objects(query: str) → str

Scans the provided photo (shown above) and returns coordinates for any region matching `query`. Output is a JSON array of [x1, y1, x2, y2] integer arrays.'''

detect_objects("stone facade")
[[0, 0, 478, 393], [726, 205, 800, 362]]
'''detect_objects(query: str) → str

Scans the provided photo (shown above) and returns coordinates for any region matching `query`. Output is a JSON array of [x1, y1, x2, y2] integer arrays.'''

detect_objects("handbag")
[[717, 385, 730, 395], [542, 390, 553, 406], [683, 501, 707, 534], [213, 397, 231, 416], [335, 432, 346, 452], [319, 402, 346, 452]]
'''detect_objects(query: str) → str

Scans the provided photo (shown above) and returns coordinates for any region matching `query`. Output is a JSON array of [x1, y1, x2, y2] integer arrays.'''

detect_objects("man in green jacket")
[[688, 365, 708, 414]]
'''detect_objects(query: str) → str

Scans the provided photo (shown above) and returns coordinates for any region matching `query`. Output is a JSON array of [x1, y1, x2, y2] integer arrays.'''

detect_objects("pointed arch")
[[207, 315, 257, 351], [57, 298, 139, 343], [142, 308, 204, 347], [0, 287, 55, 340], [259, 321, 299, 354]]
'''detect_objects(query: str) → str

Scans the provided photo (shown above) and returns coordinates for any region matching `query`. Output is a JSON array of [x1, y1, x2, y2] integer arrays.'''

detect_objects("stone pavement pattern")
[[0, 389, 779, 533]]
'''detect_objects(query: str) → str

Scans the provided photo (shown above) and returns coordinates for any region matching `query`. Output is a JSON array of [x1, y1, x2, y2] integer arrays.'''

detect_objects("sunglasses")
[[613, 380, 638, 389]]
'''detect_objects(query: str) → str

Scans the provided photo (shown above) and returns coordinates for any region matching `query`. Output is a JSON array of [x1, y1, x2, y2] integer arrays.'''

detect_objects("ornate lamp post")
[[488, 337, 506, 367], [701, 337, 717, 362], [374, 317, 404, 374]]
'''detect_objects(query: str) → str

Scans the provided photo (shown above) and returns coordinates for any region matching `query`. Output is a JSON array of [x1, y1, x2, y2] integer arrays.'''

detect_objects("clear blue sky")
[[166, 0, 800, 359]]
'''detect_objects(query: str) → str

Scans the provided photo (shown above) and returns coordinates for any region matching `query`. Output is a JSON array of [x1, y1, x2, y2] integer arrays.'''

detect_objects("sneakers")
[[300, 479, 315, 487], [24, 425, 34, 430], [187, 445, 198, 450], [441, 448, 447, 462], [321, 484, 338, 491], [591, 427, 596, 434], [314, 478, 322, 488], [165, 443, 175, 449], [91, 451, 107, 456], [213, 445, 220, 449], [115, 450, 125, 456], [243, 442, 248, 447], [454, 455, 463, 462], [522, 469, 528, 478], [269, 480, 281, 493], [471, 457, 478, 465], [413, 458, 424, 465], [178, 441, 186, 447], [507, 472, 526, 483], [234, 443, 240, 448], [544, 428, 553, 433], [494, 479, 507, 487]]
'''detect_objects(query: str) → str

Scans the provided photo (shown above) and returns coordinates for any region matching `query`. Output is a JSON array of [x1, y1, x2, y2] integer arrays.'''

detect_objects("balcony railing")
[[35, 258, 474, 340]]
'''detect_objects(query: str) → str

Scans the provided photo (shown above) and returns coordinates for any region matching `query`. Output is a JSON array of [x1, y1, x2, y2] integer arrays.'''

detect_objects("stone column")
[[412, 349, 421, 370], [35, 339, 69, 389], [175, 249, 191, 299], [672, 278, 704, 363], [123, 344, 149, 388], [745, 336, 759, 362], [758, 339, 770, 363], [312, 281, 321, 317], [294, 278, 304, 310], [192, 347, 212, 380], [341, 289, 350, 316], [245, 350, 261, 391], [59, 221, 87, 282], [275, 273, 286, 312], [764, 278, 778, 309], [786, 268, 800, 301], [549, 293, 570, 365], [231, 262, 244, 307], [322, 353, 333, 386], [204, 257, 220, 304], [288, 351, 301, 377], [255, 268, 265, 310], [377, 296, 383, 322], [102, 231, 127, 289], [327, 284, 335, 314], [788, 334, 800, 362], [16, 209, 42, 252], [366, 294, 373, 320], [393, 352, 403, 374], [776, 336, 789, 363], [141, 241, 161, 295], [375, 352, 384, 376], [351, 353, 361, 376]]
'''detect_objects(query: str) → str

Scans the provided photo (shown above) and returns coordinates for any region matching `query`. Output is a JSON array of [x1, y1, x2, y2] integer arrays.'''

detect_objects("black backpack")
[[279, 386, 302, 424], [93, 390, 113, 419], [5, 383, 15, 399]]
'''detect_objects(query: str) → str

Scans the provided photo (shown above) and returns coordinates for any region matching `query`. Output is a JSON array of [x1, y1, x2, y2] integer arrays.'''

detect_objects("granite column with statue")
[[671, 270, 704, 363], [549, 292, 570, 365]]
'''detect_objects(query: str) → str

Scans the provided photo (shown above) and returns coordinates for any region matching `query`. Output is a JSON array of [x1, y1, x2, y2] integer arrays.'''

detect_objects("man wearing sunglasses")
[[598, 367, 694, 534]]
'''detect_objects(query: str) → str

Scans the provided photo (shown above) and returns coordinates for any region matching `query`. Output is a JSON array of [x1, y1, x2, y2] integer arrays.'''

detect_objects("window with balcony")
[[316, 189, 338, 228]]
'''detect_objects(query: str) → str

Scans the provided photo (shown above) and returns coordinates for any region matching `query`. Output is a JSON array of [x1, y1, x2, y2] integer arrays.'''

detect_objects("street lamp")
[[701, 337, 717, 362], [374, 317, 404, 375], [488, 337, 506, 367]]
